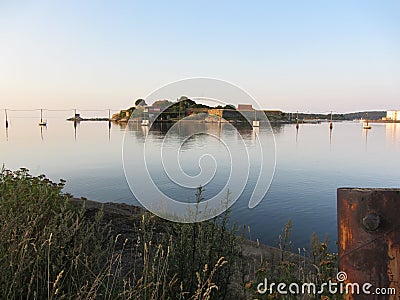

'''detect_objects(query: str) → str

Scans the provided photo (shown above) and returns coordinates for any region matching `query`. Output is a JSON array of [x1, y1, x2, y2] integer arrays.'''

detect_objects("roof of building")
[[237, 104, 254, 111]]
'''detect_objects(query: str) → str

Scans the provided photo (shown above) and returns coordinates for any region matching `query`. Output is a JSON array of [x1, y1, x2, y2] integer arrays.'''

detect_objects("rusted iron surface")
[[338, 188, 400, 300]]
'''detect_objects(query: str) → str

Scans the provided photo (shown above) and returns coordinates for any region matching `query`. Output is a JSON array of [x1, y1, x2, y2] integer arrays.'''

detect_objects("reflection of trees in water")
[[149, 121, 284, 137], [74, 119, 284, 143], [149, 122, 174, 134], [119, 119, 285, 141], [270, 123, 284, 134]]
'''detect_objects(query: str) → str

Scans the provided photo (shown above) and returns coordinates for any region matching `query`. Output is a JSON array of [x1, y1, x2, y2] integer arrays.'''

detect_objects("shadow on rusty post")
[[338, 188, 400, 300]]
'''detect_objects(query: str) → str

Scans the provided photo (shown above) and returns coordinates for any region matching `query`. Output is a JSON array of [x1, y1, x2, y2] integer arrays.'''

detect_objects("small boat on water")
[[38, 109, 47, 126], [363, 112, 372, 129], [252, 110, 259, 127]]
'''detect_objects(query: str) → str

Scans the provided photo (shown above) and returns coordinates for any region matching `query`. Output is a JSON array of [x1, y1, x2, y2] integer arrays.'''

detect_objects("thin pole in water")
[[296, 111, 299, 129], [330, 111, 333, 130]]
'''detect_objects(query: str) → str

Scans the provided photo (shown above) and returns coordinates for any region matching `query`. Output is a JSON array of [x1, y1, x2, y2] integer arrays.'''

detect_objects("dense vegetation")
[[0, 168, 238, 299], [0, 168, 340, 299]]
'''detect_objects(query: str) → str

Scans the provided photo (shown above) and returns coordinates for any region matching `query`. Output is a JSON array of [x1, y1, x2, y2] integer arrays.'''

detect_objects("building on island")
[[237, 104, 254, 111], [208, 104, 285, 123], [386, 111, 400, 121]]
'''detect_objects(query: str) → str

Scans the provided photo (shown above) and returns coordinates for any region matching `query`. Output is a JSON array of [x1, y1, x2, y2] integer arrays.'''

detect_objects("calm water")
[[2, 112, 400, 248]]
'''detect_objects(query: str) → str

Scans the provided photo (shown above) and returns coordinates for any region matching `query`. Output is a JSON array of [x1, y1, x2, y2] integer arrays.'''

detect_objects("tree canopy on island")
[[135, 99, 147, 106]]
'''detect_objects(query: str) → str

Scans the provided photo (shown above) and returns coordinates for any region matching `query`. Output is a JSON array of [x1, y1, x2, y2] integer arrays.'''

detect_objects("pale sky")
[[0, 0, 399, 113]]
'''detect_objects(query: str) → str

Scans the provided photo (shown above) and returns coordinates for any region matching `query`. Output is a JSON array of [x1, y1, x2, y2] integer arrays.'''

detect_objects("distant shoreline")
[[66, 117, 400, 125], [66, 117, 110, 122]]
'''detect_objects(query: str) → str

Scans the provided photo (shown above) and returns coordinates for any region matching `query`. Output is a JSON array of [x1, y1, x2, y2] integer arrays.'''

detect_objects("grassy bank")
[[0, 168, 340, 299]]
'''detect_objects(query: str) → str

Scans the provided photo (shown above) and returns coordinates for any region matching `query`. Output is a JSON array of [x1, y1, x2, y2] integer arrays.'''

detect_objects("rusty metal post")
[[338, 188, 400, 300]]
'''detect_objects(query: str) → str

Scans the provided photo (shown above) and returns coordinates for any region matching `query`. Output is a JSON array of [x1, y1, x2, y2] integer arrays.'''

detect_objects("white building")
[[386, 111, 400, 121]]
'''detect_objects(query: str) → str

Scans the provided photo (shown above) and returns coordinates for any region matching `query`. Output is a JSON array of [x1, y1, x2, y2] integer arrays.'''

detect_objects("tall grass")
[[0, 168, 235, 299], [0, 168, 339, 299], [0, 167, 114, 299], [239, 220, 340, 299], [166, 189, 239, 299]]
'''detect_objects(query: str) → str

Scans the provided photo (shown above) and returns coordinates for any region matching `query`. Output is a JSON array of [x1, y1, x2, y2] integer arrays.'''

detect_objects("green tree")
[[135, 99, 147, 106]]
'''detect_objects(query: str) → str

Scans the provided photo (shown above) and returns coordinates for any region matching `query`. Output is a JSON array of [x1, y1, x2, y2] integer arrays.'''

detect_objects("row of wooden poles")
[[3, 108, 118, 128], [4, 108, 336, 129]]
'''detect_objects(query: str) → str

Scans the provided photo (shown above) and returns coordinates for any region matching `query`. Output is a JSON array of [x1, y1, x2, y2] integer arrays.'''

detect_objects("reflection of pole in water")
[[108, 108, 112, 141], [296, 126, 299, 144], [73, 120, 77, 141], [40, 126, 44, 141], [108, 121, 111, 141], [365, 127, 369, 145], [5, 109, 8, 129], [4, 109, 8, 140]]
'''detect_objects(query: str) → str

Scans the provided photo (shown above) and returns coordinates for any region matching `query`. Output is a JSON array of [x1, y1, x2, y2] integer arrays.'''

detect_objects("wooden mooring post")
[[338, 188, 400, 299]]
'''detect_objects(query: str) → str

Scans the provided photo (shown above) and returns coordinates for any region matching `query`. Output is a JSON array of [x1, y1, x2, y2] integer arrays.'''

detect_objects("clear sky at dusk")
[[0, 0, 399, 113]]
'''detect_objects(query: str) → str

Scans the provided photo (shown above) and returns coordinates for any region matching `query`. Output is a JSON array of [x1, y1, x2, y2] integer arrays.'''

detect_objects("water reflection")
[[2, 118, 400, 248], [73, 120, 78, 141], [270, 123, 284, 134], [5, 109, 9, 129], [62, 119, 278, 144], [386, 123, 400, 146], [69, 120, 115, 141], [141, 124, 149, 137], [144, 121, 260, 142], [108, 121, 111, 141], [40, 126, 45, 141], [363, 127, 369, 146]]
